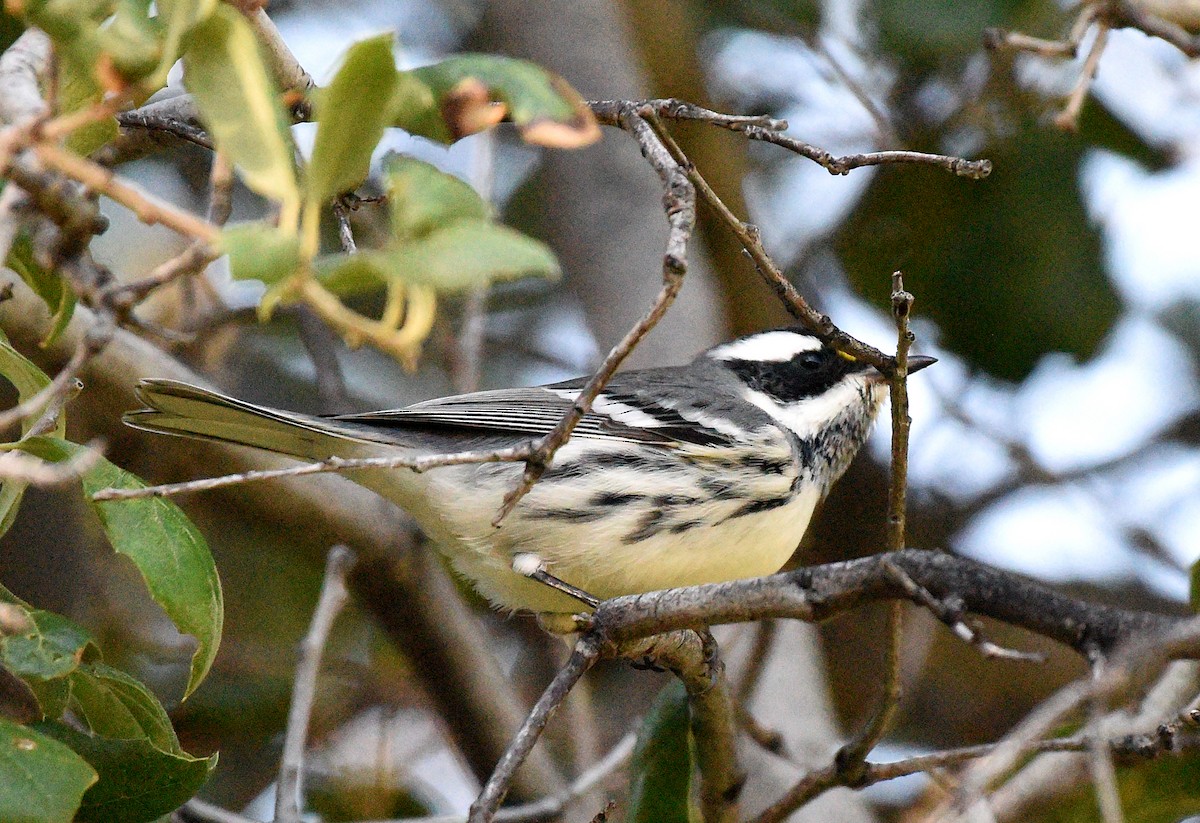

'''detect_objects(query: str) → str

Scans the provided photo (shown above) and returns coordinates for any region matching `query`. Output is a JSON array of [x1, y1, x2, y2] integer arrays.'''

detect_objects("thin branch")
[[0, 443, 102, 485], [245, 7, 314, 94], [90, 445, 541, 501], [468, 634, 603, 823], [585, 550, 1179, 657], [887, 272, 914, 551], [115, 95, 212, 151], [32, 142, 220, 242], [881, 558, 1044, 662], [1054, 22, 1111, 132], [589, 98, 787, 132], [488, 104, 695, 525], [1086, 657, 1125, 823], [828, 276, 940, 804], [275, 545, 354, 823], [589, 99, 991, 179], [743, 129, 993, 179], [641, 112, 893, 371], [948, 616, 1200, 819], [0, 327, 106, 432]]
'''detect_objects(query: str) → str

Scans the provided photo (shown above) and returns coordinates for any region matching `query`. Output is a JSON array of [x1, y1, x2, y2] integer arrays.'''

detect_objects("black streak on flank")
[[530, 507, 609, 523], [590, 491, 646, 508], [623, 509, 667, 544], [725, 496, 792, 520]]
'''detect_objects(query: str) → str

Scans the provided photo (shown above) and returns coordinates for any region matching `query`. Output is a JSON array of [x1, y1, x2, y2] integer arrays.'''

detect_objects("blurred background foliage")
[[2, 0, 1199, 820]]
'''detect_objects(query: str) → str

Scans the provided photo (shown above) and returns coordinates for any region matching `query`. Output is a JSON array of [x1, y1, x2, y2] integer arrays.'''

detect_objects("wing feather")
[[333, 387, 677, 444]]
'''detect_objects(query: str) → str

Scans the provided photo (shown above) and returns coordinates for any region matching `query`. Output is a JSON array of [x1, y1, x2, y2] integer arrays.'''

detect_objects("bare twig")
[[746, 130, 992, 179], [245, 7, 314, 94], [881, 558, 1044, 662], [1086, 656, 1125, 823], [32, 143, 219, 242], [948, 616, 1200, 820], [589, 98, 787, 132], [589, 99, 991, 179], [1054, 22, 1111, 131], [642, 112, 892, 370], [116, 95, 212, 151], [887, 272, 914, 551], [475, 731, 635, 823], [488, 104, 695, 525], [0, 443, 102, 486], [0, 328, 107, 432], [468, 633, 603, 823], [275, 545, 354, 823]]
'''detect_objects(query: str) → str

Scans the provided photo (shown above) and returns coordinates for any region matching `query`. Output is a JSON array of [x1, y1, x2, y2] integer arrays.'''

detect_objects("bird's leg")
[[512, 552, 601, 608]]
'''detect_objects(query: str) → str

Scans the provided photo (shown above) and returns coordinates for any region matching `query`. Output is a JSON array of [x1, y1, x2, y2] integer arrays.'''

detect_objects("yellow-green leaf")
[[306, 33, 399, 205], [183, 4, 298, 208], [222, 223, 302, 284], [320, 220, 559, 292], [151, 0, 217, 87], [383, 154, 490, 242]]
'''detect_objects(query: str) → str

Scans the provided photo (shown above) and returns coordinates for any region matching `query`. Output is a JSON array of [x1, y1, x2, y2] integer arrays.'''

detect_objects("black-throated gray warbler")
[[126, 328, 933, 613]]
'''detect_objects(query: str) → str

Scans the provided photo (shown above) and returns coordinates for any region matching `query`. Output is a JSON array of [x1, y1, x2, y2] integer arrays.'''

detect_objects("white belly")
[[350, 436, 817, 613]]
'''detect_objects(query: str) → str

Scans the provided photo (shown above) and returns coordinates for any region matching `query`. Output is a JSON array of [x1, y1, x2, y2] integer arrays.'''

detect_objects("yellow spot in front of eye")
[[836, 350, 857, 362]]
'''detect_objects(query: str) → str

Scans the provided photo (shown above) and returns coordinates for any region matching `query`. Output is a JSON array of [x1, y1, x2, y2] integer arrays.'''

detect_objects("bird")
[[126, 328, 934, 614]]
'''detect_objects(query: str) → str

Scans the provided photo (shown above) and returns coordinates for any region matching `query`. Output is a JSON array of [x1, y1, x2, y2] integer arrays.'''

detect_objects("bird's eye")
[[799, 352, 823, 371]]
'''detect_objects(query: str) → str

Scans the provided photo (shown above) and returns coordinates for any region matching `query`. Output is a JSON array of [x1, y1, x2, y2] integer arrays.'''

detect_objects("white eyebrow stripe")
[[708, 331, 821, 362]]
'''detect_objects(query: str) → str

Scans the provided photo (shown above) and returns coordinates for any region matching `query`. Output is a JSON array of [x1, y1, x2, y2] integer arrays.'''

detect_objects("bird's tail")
[[125, 379, 388, 461]]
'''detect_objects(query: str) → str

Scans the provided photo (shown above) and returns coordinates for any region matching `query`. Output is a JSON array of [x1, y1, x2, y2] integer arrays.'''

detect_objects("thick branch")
[[588, 550, 1181, 656]]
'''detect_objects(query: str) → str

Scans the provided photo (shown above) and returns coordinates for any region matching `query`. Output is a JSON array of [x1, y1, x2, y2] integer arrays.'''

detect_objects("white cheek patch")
[[708, 331, 822, 363], [743, 376, 877, 439]]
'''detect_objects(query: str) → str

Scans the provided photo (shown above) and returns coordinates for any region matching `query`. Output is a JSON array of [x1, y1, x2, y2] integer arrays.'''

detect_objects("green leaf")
[[34, 721, 215, 823], [94, 0, 163, 81], [388, 220, 559, 289], [387, 70, 437, 137], [0, 328, 62, 539], [221, 223, 302, 284], [314, 252, 385, 298], [0, 328, 60, 435], [317, 221, 558, 294], [306, 33, 398, 205], [151, 0, 216, 87], [183, 4, 298, 208], [383, 154, 490, 242], [68, 664, 180, 754], [0, 717, 97, 823], [16, 437, 222, 699], [405, 54, 600, 147], [6, 236, 75, 348], [0, 608, 98, 682], [628, 681, 695, 823]]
